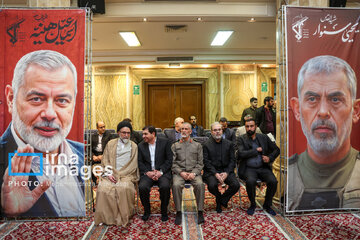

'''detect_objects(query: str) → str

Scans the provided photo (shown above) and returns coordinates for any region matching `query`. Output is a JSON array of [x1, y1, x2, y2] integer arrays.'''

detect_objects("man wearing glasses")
[[203, 122, 239, 213]]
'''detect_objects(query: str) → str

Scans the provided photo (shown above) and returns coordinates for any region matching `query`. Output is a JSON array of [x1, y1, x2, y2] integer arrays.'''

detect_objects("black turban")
[[117, 121, 133, 133]]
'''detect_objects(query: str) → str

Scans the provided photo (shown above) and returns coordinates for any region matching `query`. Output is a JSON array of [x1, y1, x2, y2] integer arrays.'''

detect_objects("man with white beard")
[[0, 50, 85, 217], [288, 55, 360, 211]]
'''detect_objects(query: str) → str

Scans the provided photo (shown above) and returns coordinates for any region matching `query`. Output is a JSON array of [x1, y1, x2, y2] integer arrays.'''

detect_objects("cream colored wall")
[[91, 65, 276, 130]]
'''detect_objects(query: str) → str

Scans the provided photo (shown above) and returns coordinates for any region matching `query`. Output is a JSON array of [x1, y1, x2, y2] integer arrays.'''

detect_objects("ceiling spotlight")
[[197, 17, 202, 21], [119, 32, 141, 47], [169, 63, 181, 68], [143, 18, 147, 22], [248, 18, 256, 23], [211, 31, 234, 46]]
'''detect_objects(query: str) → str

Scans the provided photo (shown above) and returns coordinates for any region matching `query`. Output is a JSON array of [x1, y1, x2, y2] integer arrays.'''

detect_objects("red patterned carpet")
[[0, 185, 359, 239]]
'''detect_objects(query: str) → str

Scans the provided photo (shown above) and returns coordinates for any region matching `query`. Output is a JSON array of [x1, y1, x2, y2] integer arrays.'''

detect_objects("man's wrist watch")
[[193, 173, 197, 176], [160, 170, 163, 175]]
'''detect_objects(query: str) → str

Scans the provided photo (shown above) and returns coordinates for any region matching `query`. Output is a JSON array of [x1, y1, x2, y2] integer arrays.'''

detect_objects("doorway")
[[145, 79, 206, 130]]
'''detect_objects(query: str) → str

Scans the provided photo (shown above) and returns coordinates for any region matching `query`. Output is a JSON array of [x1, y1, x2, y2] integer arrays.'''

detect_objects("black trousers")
[[245, 167, 278, 208], [91, 151, 103, 185], [138, 175, 171, 215], [204, 172, 240, 205]]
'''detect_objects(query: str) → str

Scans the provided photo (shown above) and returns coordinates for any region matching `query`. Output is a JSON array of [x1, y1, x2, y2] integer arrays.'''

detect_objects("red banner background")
[[0, 9, 85, 142], [286, 7, 360, 156]]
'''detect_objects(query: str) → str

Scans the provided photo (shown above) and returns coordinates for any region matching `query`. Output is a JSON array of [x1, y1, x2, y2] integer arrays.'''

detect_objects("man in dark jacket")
[[203, 122, 240, 213], [219, 117, 236, 142], [237, 118, 279, 216], [256, 96, 276, 137], [189, 115, 205, 137], [138, 126, 173, 222], [91, 121, 112, 185]]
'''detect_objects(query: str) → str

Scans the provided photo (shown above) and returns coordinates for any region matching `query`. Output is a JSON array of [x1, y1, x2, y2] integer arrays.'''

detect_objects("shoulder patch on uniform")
[[288, 154, 298, 165]]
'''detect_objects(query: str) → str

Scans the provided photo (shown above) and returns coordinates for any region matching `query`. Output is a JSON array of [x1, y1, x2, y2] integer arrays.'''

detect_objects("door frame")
[[144, 78, 207, 128]]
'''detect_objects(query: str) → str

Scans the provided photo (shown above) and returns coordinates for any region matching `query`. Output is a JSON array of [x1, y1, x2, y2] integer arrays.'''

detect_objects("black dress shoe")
[[142, 212, 150, 221], [175, 211, 182, 225], [216, 201, 222, 213], [161, 213, 168, 222], [197, 211, 205, 224]]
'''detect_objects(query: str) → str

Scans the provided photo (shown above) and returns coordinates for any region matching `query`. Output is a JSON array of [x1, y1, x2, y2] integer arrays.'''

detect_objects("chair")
[[193, 136, 209, 146], [155, 128, 162, 133], [204, 129, 211, 137]]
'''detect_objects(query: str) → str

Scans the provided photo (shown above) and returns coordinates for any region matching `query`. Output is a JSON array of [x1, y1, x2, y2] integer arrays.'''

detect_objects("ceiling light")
[[119, 32, 141, 47], [202, 64, 210, 68], [169, 63, 181, 68], [211, 31, 233, 46], [197, 17, 202, 21], [248, 18, 256, 23], [143, 18, 147, 22]]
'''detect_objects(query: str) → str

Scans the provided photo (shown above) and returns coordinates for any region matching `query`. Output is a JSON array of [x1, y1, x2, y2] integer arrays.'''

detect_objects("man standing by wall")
[[189, 115, 205, 137], [256, 96, 276, 138], [240, 97, 258, 126]]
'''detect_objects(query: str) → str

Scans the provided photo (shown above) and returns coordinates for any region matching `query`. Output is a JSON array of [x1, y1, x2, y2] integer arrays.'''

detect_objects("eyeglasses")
[[120, 131, 131, 135], [212, 129, 222, 132]]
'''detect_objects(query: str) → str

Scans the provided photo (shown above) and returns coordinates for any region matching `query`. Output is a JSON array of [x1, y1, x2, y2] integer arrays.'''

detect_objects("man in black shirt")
[[203, 122, 240, 213], [237, 118, 279, 216]]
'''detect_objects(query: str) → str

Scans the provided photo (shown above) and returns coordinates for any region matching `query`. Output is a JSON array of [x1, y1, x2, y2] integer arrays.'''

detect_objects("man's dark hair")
[[244, 118, 256, 125], [117, 121, 133, 133], [219, 117, 227, 122], [142, 125, 157, 136], [250, 97, 257, 103], [264, 96, 273, 105]]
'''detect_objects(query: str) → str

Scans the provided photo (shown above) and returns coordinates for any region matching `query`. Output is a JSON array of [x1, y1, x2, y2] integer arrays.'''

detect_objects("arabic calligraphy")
[[30, 17, 78, 45], [313, 14, 360, 42], [6, 18, 26, 44]]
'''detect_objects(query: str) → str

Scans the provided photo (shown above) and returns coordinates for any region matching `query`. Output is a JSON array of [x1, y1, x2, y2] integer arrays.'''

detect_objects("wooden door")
[[146, 81, 204, 130]]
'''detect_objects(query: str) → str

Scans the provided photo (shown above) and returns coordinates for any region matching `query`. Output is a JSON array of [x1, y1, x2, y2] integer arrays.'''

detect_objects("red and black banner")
[[0, 9, 86, 217], [286, 7, 360, 212]]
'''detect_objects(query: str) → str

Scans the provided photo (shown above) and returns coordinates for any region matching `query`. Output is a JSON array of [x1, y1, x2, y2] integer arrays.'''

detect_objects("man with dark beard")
[[237, 118, 279, 216], [288, 55, 360, 211], [0, 50, 85, 217], [256, 96, 276, 138]]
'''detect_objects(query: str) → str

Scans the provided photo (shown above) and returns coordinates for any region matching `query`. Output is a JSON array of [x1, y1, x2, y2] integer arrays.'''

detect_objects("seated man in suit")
[[164, 117, 184, 143], [236, 115, 262, 138], [172, 122, 205, 225], [203, 122, 240, 213], [237, 118, 279, 216], [219, 117, 236, 142], [138, 125, 173, 222], [91, 121, 112, 185]]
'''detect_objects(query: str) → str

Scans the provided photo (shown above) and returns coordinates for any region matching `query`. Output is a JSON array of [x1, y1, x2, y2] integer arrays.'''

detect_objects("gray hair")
[[174, 117, 184, 125], [297, 55, 357, 100], [181, 122, 192, 129], [211, 122, 222, 130], [12, 50, 77, 99]]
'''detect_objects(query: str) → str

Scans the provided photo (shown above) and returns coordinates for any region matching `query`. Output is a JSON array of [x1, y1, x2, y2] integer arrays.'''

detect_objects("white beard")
[[12, 102, 72, 152], [299, 110, 352, 157]]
